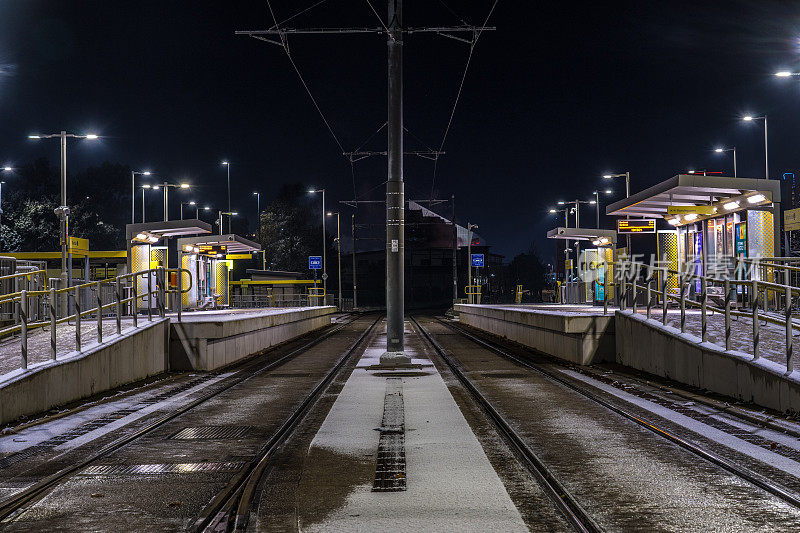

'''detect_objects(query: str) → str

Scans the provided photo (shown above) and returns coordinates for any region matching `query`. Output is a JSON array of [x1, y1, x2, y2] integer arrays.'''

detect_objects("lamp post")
[[221, 161, 231, 231], [327, 211, 342, 309], [351, 213, 357, 309], [713, 147, 737, 177], [131, 170, 152, 223], [603, 172, 631, 253], [549, 207, 574, 279], [180, 201, 196, 220], [593, 189, 612, 229], [308, 189, 327, 296], [158, 182, 191, 221], [0, 166, 12, 234], [218, 211, 237, 235], [467, 222, 478, 304], [742, 115, 769, 179], [28, 131, 99, 292], [140, 184, 159, 223]]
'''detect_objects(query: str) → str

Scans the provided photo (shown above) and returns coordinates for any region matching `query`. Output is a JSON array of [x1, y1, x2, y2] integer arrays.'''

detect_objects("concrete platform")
[[454, 303, 615, 364], [169, 306, 335, 370], [295, 320, 527, 532]]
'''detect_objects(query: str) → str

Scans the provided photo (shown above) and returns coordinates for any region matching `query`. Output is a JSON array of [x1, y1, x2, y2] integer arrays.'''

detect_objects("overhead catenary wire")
[[266, 0, 347, 154], [430, 0, 500, 200], [269, 0, 330, 31]]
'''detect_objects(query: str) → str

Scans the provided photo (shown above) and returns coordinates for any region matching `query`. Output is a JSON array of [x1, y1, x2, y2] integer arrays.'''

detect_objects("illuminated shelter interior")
[[605, 174, 782, 285], [176, 234, 261, 309], [547, 227, 617, 303]]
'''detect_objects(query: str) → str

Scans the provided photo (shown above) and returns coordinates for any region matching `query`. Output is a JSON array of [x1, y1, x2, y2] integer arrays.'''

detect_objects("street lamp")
[[775, 71, 800, 77], [0, 166, 13, 249], [28, 131, 99, 291], [467, 222, 478, 304], [713, 147, 737, 177], [327, 211, 342, 309], [131, 170, 152, 223], [253, 191, 260, 229], [593, 190, 612, 229], [157, 181, 191, 221], [221, 161, 231, 231], [217, 211, 237, 235], [140, 184, 161, 223], [742, 115, 768, 179], [603, 171, 631, 253], [180, 200, 196, 220], [308, 188, 327, 296]]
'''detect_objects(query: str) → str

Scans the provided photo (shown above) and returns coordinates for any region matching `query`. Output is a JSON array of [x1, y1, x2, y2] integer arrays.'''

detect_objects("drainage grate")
[[372, 378, 407, 492], [481, 372, 526, 379], [79, 461, 246, 476], [171, 426, 254, 440]]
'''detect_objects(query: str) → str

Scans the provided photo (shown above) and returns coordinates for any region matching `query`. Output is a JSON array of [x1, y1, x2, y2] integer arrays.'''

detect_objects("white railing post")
[[700, 277, 707, 343], [132, 281, 138, 328], [157, 267, 166, 318], [786, 286, 793, 373], [662, 274, 668, 325], [752, 279, 760, 360], [20, 290, 28, 369], [115, 277, 122, 334], [74, 293, 81, 352], [680, 278, 686, 333], [646, 277, 653, 320], [49, 288, 57, 360], [724, 279, 731, 351], [97, 282, 103, 344], [177, 269, 182, 322]]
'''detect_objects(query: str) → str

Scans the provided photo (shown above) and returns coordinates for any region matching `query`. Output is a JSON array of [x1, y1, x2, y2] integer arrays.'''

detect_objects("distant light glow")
[[85, 134, 99, 140], [776, 71, 793, 77], [714, 148, 724, 153], [748, 194, 767, 204], [605, 189, 612, 194], [602, 175, 612, 179], [142, 184, 151, 189], [743, 115, 753, 121], [180, 183, 190, 189], [142, 171, 152, 175], [153, 185, 161, 190], [28, 135, 41, 139], [2, 167, 11, 172], [221, 161, 229, 166], [557, 201, 565, 205], [549, 209, 557, 213], [589, 200, 596, 205], [204, 206, 211, 210], [189, 201, 196, 205], [688, 170, 695, 174]]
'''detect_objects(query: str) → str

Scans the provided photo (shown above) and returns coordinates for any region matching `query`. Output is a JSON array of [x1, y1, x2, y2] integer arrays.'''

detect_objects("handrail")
[[2, 267, 194, 372], [0, 269, 47, 283]]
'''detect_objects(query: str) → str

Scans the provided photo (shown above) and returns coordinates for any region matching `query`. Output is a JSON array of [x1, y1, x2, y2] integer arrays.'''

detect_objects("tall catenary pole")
[[383, 0, 406, 359], [452, 195, 457, 302], [60, 131, 69, 290], [352, 213, 357, 309]]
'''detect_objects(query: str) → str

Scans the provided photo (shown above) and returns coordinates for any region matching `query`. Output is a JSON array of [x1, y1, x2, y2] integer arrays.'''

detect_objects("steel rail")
[[0, 313, 366, 524], [410, 316, 600, 533], [437, 317, 800, 511], [195, 314, 381, 532]]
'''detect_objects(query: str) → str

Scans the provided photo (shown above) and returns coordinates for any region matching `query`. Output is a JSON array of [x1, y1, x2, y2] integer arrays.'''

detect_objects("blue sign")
[[309, 256, 322, 270], [471, 253, 484, 267]]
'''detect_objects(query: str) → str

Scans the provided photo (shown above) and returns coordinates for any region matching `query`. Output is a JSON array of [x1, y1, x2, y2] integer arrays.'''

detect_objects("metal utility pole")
[[384, 0, 406, 360], [452, 195, 457, 302], [352, 213, 357, 309], [467, 222, 478, 304], [237, 1, 495, 363]]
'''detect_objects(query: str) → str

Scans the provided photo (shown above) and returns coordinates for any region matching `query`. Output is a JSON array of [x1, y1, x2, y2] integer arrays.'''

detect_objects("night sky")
[[2, 1, 800, 263]]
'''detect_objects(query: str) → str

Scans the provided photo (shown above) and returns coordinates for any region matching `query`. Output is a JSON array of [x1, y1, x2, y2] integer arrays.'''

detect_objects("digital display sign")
[[617, 219, 656, 234]]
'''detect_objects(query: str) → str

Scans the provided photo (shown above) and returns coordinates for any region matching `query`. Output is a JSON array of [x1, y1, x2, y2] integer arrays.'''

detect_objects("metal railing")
[[617, 260, 800, 374], [1, 267, 191, 372]]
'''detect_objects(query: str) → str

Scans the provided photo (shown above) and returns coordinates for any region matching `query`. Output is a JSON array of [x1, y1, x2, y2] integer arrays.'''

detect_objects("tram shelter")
[[547, 227, 617, 303]]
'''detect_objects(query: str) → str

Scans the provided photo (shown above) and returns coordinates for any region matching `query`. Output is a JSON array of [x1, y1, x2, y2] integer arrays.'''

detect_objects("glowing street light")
[[157, 181, 192, 221], [131, 170, 154, 223], [741, 115, 768, 179], [28, 131, 99, 292], [775, 71, 799, 77], [713, 147, 737, 177]]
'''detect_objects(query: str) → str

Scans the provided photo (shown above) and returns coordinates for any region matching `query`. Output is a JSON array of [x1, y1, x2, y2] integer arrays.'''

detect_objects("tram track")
[[0, 312, 373, 527], [193, 314, 380, 532], [421, 315, 800, 520], [410, 315, 600, 533]]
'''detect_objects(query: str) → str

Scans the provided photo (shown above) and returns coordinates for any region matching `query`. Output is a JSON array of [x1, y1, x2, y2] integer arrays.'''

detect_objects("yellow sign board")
[[617, 219, 656, 234], [68, 237, 89, 254], [225, 254, 253, 260], [785, 207, 800, 232], [667, 205, 716, 215]]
